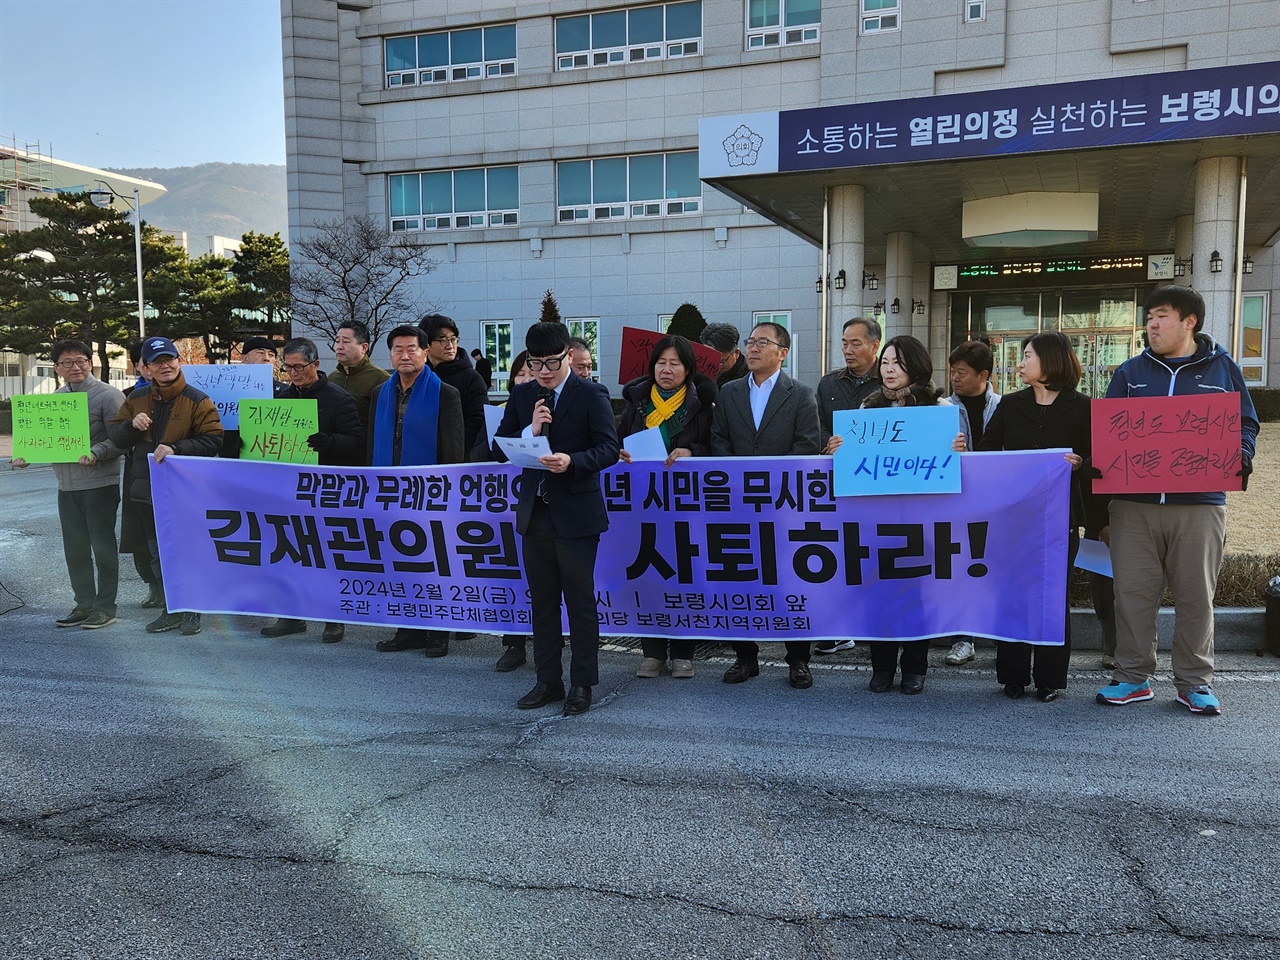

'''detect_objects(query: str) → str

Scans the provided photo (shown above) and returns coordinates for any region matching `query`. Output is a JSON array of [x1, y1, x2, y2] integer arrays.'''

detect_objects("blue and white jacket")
[[1104, 334, 1259, 506]]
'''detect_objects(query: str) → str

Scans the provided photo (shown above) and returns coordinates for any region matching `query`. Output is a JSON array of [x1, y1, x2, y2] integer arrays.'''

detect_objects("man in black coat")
[[260, 337, 366, 644], [492, 322, 620, 716], [420, 313, 489, 455]]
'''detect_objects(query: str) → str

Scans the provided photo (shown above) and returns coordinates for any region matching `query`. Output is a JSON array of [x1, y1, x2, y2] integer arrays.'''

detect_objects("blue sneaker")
[[1096, 679, 1154, 705], [1176, 685, 1222, 716]]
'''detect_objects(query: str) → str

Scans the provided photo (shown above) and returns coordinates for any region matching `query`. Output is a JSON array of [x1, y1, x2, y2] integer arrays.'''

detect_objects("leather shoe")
[[495, 646, 526, 672], [376, 629, 430, 652], [517, 681, 565, 709], [321, 622, 345, 643], [1036, 687, 1060, 702], [900, 673, 926, 695], [869, 671, 895, 693], [423, 631, 449, 658], [722, 661, 760, 684], [261, 618, 306, 638], [563, 686, 592, 716], [453, 631, 477, 641], [1004, 683, 1026, 700], [141, 584, 165, 609], [788, 662, 813, 689]]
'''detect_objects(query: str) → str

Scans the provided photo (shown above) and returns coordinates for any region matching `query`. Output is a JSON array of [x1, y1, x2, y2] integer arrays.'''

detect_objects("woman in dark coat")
[[977, 330, 1093, 702], [617, 334, 717, 679]]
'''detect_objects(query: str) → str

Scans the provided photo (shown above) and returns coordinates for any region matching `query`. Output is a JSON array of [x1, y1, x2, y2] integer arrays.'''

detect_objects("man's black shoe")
[[55, 606, 93, 628], [376, 629, 430, 652], [180, 613, 202, 636], [495, 647, 527, 672], [145, 611, 183, 634], [788, 662, 814, 689], [261, 618, 306, 638], [321, 623, 345, 643], [141, 585, 165, 609], [453, 631, 477, 641], [563, 686, 592, 716], [423, 631, 449, 658], [722, 661, 760, 684], [516, 681, 565, 709], [900, 673, 926, 695]]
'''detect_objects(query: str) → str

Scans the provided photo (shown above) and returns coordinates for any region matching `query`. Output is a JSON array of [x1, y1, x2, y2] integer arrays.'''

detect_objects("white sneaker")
[[815, 638, 856, 654], [945, 640, 975, 665]]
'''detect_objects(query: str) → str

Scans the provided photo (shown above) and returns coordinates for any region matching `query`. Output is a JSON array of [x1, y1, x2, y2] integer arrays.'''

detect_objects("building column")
[[885, 231, 914, 339], [1193, 157, 1239, 345], [828, 184, 866, 373]]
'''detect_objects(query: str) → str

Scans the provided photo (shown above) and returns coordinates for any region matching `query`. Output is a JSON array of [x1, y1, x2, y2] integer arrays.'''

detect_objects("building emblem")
[[722, 124, 764, 167]]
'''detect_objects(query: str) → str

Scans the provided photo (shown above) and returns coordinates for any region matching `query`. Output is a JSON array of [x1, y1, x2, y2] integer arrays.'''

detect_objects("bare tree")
[[290, 215, 438, 346]]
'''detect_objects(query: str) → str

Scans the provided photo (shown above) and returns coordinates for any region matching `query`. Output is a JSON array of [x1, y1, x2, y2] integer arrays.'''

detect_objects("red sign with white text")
[[616, 326, 723, 386], [1091, 393, 1243, 494]]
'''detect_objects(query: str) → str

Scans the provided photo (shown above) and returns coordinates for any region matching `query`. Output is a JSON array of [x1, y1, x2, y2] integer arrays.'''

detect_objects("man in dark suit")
[[492, 322, 620, 716], [711, 321, 821, 689]]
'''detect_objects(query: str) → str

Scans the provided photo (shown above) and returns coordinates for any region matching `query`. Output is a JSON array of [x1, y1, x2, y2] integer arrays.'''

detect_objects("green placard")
[[12, 392, 91, 463], [238, 398, 319, 465]]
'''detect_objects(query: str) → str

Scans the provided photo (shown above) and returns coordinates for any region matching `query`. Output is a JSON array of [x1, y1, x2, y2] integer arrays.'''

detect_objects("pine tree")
[[539, 289, 562, 324], [667, 302, 706, 341]]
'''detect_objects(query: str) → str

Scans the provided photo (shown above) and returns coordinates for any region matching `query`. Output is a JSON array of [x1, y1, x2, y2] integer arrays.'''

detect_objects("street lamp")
[[88, 180, 146, 339]]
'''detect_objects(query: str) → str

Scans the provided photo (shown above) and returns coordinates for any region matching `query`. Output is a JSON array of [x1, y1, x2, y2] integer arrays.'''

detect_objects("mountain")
[[106, 162, 288, 249]]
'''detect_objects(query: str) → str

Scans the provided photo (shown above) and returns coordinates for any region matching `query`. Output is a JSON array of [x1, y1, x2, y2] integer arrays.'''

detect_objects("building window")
[[480, 320, 514, 392], [389, 166, 519, 232], [861, 0, 899, 33], [566, 319, 600, 378], [555, 1, 702, 71], [1, 350, 21, 378], [557, 152, 700, 223], [751, 310, 794, 375], [1240, 293, 1268, 384], [384, 23, 516, 88], [746, 0, 820, 49], [964, 1, 985, 22]]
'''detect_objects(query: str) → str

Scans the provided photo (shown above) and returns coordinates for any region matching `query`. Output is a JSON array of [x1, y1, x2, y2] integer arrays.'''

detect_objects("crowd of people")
[[13, 286, 1258, 717]]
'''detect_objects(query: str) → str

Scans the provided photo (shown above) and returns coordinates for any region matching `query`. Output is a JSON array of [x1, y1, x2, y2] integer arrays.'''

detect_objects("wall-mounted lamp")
[[891, 298, 901, 314], [862, 271, 879, 291], [815, 276, 824, 293], [1209, 250, 1223, 273], [872, 300, 886, 314], [1174, 255, 1192, 277], [1242, 255, 1254, 275], [912, 298, 926, 315], [833, 269, 847, 290]]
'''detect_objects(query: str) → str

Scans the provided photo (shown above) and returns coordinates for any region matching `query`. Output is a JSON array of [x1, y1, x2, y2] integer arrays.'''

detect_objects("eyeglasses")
[[431, 336, 459, 347], [55, 359, 91, 369], [744, 337, 783, 349], [526, 351, 569, 372], [281, 361, 317, 373]]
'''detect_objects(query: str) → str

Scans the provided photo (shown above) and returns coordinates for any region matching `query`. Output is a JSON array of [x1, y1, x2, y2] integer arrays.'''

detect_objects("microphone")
[[537, 385, 554, 417]]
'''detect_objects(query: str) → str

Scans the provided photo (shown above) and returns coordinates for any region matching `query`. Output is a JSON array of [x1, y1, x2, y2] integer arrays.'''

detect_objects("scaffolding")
[[0, 135, 57, 233]]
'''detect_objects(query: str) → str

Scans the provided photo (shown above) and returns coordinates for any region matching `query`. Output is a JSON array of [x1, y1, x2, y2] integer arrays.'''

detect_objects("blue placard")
[[832, 406, 962, 497], [182, 363, 275, 430]]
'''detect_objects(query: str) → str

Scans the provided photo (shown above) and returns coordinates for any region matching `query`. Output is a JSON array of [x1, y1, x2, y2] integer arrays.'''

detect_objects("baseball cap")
[[141, 337, 179, 364], [242, 336, 275, 354]]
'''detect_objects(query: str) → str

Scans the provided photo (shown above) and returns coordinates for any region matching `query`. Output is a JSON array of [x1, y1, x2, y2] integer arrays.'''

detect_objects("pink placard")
[[616, 326, 723, 386], [1091, 393, 1244, 494]]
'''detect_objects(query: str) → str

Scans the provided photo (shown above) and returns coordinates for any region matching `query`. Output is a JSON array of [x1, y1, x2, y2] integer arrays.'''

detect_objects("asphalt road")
[[3, 464, 1280, 960]]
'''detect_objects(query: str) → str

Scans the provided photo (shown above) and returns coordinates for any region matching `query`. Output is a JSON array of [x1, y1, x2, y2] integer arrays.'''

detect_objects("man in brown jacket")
[[109, 337, 224, 635]]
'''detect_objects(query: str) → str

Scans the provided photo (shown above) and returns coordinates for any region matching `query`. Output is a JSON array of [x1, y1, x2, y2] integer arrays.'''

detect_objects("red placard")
[[1091, 393, 1244, 494], [616, 326, 723, 386]]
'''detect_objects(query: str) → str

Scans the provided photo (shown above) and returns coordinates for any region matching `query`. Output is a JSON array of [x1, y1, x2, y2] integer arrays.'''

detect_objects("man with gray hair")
[[259, 336, 366, 643], [700, 322, 748, 386]]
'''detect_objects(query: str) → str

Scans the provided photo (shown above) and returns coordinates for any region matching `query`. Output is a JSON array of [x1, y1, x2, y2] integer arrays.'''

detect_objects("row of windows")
[[388, 151, 700, 233], [382, 3, 987, 88]]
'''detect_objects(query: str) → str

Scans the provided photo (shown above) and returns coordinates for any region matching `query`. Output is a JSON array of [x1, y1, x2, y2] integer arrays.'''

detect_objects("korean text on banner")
[[617, 326, 722, 385], [182, 363, 275, 430], [151, 452, 1069, 645], [239, 398, 319, 465], [1091, 393, 1243, 494], [832, 406, 962, 496], [12, 392, 91, 463]]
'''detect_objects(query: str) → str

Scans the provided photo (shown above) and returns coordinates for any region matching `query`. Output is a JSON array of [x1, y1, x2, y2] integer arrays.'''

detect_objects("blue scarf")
[[372, 368, 441, 466]]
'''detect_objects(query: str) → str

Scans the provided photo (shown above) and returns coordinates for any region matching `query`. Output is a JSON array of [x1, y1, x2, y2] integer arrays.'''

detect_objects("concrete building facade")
[[282, 0, 1280, 395]]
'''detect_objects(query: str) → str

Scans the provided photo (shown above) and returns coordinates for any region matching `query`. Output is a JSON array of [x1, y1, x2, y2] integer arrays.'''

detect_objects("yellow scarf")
[[645, 383, 687, 429]]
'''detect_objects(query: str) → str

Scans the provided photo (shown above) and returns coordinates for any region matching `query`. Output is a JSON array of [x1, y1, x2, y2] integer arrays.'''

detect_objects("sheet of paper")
[[483, 404, 504, 447], [494, 434, 552, 470], [1073, 537, 1113, 578], [621, 425, 668, 461]]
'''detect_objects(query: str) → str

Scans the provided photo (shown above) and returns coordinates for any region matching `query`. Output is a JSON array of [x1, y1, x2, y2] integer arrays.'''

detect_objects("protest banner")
[[832, 406, 962, 496], [1091, 393, 1243, 494], [182, 364, 275, 430], [239, 398, 319, 465], [11, 392, 91, 463], [152, 451, 1069, 645], [616, 326, 722, 385]]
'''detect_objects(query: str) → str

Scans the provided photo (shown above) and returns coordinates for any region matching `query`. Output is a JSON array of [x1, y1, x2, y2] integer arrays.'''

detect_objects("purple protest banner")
[[151, 451, 1069, 644]]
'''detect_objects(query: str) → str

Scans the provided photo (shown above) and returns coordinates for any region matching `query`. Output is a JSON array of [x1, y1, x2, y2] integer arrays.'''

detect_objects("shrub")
[[666, 302, 706, 342]]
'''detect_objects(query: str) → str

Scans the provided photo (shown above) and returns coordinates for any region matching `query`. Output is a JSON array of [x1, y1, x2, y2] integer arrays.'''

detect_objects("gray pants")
[[59, 485, 121, 617], [1109, 499, 1226, 692]]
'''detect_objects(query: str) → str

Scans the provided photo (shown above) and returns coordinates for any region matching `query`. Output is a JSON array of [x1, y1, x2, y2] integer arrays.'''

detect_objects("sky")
[[0, 0, 286, 170]]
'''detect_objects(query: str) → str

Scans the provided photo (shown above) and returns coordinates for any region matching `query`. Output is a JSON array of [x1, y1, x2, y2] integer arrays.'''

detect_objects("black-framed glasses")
[[526, 351, 569, 372], [431, 335, 459, 347], [744, 337, 782, 349], [281, 361, 318, 373], [55, 359, 91, 369]]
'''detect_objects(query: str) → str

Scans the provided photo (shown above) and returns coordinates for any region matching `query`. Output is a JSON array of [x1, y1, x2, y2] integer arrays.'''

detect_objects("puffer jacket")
[[618, 372, 718, 457]]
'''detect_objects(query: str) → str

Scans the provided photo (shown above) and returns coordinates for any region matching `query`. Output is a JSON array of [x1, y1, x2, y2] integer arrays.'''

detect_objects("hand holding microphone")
[[531, 386, 554, 436]]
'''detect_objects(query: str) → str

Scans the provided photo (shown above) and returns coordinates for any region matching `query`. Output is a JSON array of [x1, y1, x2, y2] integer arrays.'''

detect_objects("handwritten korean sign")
[[1091, 393, 1243, 494], [832, 406, 962, 496], [182, 363, 275, 430], [11, 392, 91, 463], [617, 326, 722, 386], [239, 399, 319, 465]]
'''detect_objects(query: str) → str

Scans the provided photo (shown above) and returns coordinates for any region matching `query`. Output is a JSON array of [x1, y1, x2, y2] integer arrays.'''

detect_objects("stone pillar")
[[1193, 157, 1239, 345], [885, 231, 915, 340], [828, 184, 866, 374]]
